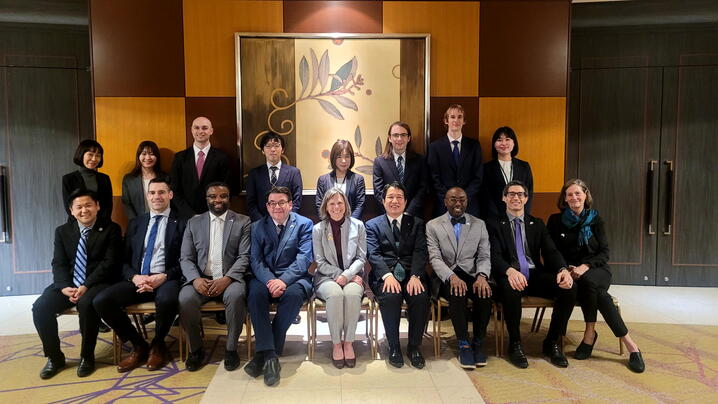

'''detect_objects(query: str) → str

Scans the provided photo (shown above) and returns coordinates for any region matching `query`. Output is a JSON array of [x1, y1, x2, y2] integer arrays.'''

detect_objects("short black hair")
[[73, 139, 104, 168], [148, 176, 172, 190], [266, 185, 292, 201], [259, 131, 285, 150], [382, 181, 406, 200], [205, 181, 230, 195], [503, 180, 528, 196], [491, 126, 519, 160], [67, 188, 98, 209]]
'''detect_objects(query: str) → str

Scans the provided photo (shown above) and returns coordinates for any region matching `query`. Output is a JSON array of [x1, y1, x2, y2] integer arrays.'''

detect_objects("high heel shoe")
[[574, 331, 597, 360]]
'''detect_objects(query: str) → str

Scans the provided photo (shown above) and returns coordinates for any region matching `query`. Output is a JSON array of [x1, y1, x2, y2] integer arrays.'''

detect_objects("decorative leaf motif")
[[298, 56, 309, 98], [310, 49, 319, 94], [317, 99, 344, 120], [333, 95, 358, 111], [375, 136, 383, 157], [354, 126, 362, 148], [349, 57, 358, 80], [318, 50, 330, 91], [335, 57, 355, 82], [355, 165, 373, 175], [330, 77, 343, 92]]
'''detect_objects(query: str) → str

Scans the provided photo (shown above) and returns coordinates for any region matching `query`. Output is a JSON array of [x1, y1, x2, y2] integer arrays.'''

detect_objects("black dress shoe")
[[543, 340, 569, 368], [344, 357, 356, 368], [185, 348, 205, 372], [574, 331, 597, 360], [293, 315, 301, 325], [387, 347, 404, 368], [224, 350, 240, 371], [40, 356, 66, 379], [628, 351, 645, 373], [407, 348, 425, 369], [215, 312, 226, 325], [77, 357, 96, 377], [508, 341, 529, 369], [332, 357, 345, 369], [243, 353, 264, 378], [263, 357, 281, 386]]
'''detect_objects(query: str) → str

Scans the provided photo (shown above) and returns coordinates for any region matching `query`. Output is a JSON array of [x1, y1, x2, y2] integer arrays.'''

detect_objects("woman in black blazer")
[[315, 139, 365, 219], [62, 140, 113, 222], [547, 179, 645, 373], [480, 126, 533, 220], [121, 141, 167, 220]]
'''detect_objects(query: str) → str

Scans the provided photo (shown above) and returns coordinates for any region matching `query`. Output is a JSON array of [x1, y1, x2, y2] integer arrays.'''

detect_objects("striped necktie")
[[397, 155, 405, 184], [73, 227, 90, 287]]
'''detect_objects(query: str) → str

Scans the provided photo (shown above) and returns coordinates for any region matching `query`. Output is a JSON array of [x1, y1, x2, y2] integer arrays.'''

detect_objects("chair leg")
[[112, 331, 119, 364], [178, 322, 184, 362], [435, 301, 442, 358], [536, 307, 547, 333], [245, 314, 253, 360]]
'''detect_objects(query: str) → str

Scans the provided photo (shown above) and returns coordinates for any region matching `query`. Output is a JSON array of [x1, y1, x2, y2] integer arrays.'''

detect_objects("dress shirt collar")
[[447, 133, 463, 144], [149, 207, 171, 219], [386, 213, 403, 227], [193, 143, 211, 159], [77, 220, 96, 232], [266, 161, 283, 171], [272, 214, 290, 228], [392, 151, 406, 163], [209, 210, 228, 222], [507, 212, 525, 223]]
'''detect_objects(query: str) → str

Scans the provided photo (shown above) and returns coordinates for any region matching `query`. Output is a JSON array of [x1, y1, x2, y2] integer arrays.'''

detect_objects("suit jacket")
[[170, 146, 230, 219], [480, 158, 533, 219], [122, 209, 187, 282], [426, 212, 491, 282], [180, 209, 251, 286], [312, 217, 366, 288], [427, 136, 483, 215], [365, 213, 428, 284], [372, 153, 427, 216], [250, 212, 314, 294], [245, 164, 302, 222], [61, 170, 113, 222], [51, 218, 122, 290], [315, 170, 365, 219], [487, 213, 566, 280], [121, 174, 146, 221]]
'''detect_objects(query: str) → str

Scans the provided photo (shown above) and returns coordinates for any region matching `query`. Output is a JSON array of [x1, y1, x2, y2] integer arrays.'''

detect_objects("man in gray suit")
[[426, 187, 492, 369], [178, 182, 251, 372]]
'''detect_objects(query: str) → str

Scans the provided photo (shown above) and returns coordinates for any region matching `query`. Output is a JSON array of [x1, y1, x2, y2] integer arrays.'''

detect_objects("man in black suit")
[[427, 105, 483, 216], [487, 180, 576, 369], [94, 178, 186, 373], [366, 181, 429, 369], [372, 121, 427, 217], [170, 116, 231, 219], [245, 131, 303, 222], [32, 189, 122, 379]]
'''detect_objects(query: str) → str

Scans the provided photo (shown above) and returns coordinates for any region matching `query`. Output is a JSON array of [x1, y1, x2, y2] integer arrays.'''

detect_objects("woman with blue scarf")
[[547, 179, 645, 373]]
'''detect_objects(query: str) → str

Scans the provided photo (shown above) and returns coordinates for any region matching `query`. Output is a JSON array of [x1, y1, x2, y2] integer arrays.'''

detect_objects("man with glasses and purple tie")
[[31, 189, 122, 379], [487, 180, 576, 369]]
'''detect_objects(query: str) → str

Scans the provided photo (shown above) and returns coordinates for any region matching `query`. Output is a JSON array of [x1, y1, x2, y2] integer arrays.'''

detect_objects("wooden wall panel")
[[283, 1, 382, 34], [384, 1, 479, 97], [478, 97, 566, 193], [183, 0, 283, 97], [94, 97, 187, 195], [400, 38, 427, 155]]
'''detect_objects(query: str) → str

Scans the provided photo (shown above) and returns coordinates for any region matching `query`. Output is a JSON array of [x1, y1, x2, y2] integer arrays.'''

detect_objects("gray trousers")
[[316, 281, 363, 344], [178, 281, 246, 352]]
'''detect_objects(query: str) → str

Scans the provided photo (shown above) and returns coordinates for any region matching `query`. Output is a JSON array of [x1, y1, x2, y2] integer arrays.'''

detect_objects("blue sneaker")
[[458, 340, 476, 369], [473, 338, 487, 367]]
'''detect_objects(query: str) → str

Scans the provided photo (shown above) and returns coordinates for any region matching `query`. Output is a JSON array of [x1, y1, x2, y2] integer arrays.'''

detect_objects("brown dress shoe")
[[147, 342, 169, 371], [118, 344, 149, 373]]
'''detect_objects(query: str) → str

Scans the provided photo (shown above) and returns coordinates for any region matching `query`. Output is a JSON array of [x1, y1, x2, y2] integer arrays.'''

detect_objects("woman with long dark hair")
[[122, 141, 166, 220]]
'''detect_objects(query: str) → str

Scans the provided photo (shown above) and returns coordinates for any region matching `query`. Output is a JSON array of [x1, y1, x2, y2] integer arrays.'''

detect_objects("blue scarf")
[[561, 208, 597, 246]]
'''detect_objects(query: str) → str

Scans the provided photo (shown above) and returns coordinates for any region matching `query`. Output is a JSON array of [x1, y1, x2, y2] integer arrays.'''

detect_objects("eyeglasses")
[[505, 192, 527, 199], [390, 133, 409, 139], [267, 200, 289, 208], [448, 197, 467, 203]]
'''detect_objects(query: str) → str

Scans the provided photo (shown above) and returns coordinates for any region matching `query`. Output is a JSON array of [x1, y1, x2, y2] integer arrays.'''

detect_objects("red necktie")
[[196, 150, 205, 179]]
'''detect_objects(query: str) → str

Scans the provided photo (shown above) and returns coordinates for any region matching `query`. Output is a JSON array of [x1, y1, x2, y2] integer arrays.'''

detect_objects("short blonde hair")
[[557, 178, 594, 210], [319, 188, 352, 221]]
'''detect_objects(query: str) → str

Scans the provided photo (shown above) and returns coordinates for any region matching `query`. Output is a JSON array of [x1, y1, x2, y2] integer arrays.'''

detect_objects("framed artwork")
[[235, 33, 430, 193]]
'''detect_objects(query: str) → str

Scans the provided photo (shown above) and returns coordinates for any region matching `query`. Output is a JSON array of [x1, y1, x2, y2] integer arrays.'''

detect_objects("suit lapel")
[[165, 211, 178, 248], [276, 164, 287, 185], [457, 217, 470, 254], [86, 221, 105, 257], [221, 212, 235, 267], [323, 222, 339, 268], [135, 214, 151, 266], [443, 138, 458, 171], [399, 214, 412, 249], [345, 171, 354, 197], [380, 215, 397, 250], [275, 213, 296, 264], [385, 156, 400, 181], [440, 214, 458, 253], [499, 216, 519, 262]]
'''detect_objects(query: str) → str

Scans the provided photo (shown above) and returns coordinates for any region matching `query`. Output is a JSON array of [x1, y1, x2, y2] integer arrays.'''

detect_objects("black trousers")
[[371, 277, 430, 350], [94, 279, 180, 347], [32, 283, 109, 361], [577, 267, 628, 337], [439, 270, 493, 342], [496, 270, 576, 344]]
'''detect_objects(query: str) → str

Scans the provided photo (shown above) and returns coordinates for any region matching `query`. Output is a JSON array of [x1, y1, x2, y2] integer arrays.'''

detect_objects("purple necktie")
[[196, 150, 205, 179], [513, 218, 530, 279]]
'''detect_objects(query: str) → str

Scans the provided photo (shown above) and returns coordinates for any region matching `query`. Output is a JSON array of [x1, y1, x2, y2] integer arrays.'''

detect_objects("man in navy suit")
[[245, 132, 303, 222], [94, 178, 186, 373], [170, 116, 231, 219], [427, 105, 483, 216], [243, 186, 313, 386]]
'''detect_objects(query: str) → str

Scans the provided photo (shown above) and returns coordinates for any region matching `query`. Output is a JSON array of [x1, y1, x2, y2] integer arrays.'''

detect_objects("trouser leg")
[[32, 286, 74, 360], [342, 282, 364, 343], [272, 283, 307, 356], [317, 281, 344, 345], [222, 281, 247, 351]]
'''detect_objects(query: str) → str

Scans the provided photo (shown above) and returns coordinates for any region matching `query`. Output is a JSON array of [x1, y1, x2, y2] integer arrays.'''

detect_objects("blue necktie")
[[397, 155, 405, 184], [451, 216, 465, 242], [513, 218, 530, 279], [141, 215, 162, 275], [451, 140, 460, 166], [73, 227, 90, 287]]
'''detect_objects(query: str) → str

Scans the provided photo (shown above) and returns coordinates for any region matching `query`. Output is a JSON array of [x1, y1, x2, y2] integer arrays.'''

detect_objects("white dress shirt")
[[205, 210, 228, 279], [141, 207, 170, 274]]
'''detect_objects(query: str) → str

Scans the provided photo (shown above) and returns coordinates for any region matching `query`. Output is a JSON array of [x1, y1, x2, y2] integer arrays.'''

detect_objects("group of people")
[[32, 105, 645, 389]]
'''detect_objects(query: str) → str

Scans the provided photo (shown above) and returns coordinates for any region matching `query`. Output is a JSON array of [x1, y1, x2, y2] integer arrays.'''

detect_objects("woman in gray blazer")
[[312, 188, 366, 369], [121, 141, 167, 220]]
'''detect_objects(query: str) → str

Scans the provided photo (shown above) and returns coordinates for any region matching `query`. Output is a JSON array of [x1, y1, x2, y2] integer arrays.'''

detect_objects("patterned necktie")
[[270, 166, 278, 185], [391, 219, 406, 281], [451, 216, 465, 242], [73, 227, 90, 287], [196, 150, 206, 179], [277, 223, 285, 239], [513, 218, 530, 279], [141, 215, 162, 275], [451, 140, 460, 166], [210, 217, 224, 279], [397, 155, 405, 184]]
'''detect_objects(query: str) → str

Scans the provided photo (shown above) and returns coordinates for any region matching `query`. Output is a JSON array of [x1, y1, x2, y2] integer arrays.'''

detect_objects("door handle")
[[663, 160, 674, 236], [646, 160, 657, 235], [0, 165, 10, 243]]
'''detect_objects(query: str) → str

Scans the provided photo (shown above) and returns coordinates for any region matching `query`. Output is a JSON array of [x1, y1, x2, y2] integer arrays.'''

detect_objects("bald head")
[[191, 116, 213, 147], [445, 187, 468, 218]]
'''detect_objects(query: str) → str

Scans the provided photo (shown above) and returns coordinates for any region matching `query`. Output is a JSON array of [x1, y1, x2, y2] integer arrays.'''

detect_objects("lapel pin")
[[561, 233, 565, 237]]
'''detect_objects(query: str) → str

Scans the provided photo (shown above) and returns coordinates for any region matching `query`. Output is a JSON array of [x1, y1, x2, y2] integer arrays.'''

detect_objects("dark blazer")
[[547, 212, 611, 284], [486, 213, 566, 280], [62, 170, 113, 222], [245, 164, 302, 222], [170, 146, 230, 219], [250, 212, 314, 295], [372, 153, 427, 217], [122, 209, 187, 282], [51, 218, 122, 290], [315, 170, 365, 219], [481, 158, 534, 219], [427, 136, 483, 216], [121, 174, 146, 220], [365, 213, 428, 285]]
